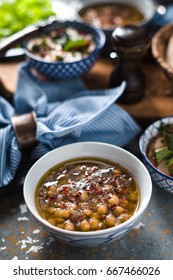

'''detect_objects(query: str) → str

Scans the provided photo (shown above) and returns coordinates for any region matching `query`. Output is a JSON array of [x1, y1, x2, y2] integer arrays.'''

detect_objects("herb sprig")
[[155, 123, 173, 175]]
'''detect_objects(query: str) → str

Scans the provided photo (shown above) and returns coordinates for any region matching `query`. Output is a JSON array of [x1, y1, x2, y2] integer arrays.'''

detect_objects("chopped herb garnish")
[[168, 157, 173, 167], [155, 147, 173, 164], [63, 39, 89, 52], [148, 122, 173, 176]]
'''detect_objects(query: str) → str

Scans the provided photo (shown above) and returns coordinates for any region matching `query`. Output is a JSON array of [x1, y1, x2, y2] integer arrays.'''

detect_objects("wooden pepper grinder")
[[109, 25, 150, 104]]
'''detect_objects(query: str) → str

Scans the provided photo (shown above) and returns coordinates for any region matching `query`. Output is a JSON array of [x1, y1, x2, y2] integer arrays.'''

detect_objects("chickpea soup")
[[35, 158, 140, 232]]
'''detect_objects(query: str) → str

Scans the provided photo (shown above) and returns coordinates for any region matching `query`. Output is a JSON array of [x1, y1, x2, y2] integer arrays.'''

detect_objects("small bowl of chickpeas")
[[23, 141, 152, 247]]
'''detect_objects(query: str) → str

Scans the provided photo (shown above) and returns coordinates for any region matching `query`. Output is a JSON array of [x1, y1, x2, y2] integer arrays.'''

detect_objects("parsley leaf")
[[155, 147, 173, 164], [63, 39, 89, 52]]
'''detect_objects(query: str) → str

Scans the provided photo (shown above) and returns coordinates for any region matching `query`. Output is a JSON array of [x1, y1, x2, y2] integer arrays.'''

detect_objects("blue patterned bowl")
[[139, 116, 173, 193], [24, 20, 105, 80], [24, 142, 152, 247]]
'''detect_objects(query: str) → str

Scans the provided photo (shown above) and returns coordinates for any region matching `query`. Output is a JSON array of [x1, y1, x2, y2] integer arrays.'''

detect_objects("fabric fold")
[[0, 62, 141, 187]]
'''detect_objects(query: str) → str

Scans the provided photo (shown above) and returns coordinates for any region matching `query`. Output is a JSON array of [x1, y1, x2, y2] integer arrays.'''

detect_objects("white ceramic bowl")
[[75, 0, 156, 47], [139, 116, 173, 194], [76, 0, 156, 28], [23, 142, 152, 247]]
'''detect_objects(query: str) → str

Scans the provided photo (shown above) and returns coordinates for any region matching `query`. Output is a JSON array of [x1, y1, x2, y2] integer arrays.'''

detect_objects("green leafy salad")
[[0, 0, 55, 39], [147, 123, 173, 176]]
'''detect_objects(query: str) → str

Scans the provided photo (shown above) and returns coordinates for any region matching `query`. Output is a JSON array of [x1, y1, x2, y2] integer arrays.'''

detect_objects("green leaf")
[[164, 133, 173, 151], [63, 39, 88, 52], [0, 0, 55, 39], [168, 157, 173, 166], [159, 123, 173, 150], [155, 147, 173, 164]]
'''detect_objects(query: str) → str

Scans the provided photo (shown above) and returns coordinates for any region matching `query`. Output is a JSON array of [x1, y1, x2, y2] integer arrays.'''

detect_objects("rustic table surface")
[[0, 56, 173, 260]]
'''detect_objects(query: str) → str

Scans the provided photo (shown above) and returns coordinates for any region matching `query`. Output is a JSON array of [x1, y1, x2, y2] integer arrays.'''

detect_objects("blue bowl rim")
[[23, 19, 106, 65], [139, 115, 173, 181]]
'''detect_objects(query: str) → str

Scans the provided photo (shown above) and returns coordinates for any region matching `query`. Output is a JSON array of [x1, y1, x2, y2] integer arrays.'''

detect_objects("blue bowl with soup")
[[23, 20, 106, 80], [139, 116, 173, 194], [24, 142, 152, 247]]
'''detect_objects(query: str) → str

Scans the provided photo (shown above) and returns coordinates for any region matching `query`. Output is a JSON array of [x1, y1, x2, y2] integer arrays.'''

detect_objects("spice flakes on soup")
[[35, 158, 140, 232]]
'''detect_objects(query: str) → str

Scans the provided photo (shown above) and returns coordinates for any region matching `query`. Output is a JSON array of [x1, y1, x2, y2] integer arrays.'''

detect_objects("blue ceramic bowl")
[[139, 116, 173, 193], [24, 20, 105, 80]]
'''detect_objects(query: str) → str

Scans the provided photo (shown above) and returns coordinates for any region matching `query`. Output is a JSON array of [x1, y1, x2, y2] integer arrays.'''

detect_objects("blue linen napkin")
[[0, 62, 141, 187]]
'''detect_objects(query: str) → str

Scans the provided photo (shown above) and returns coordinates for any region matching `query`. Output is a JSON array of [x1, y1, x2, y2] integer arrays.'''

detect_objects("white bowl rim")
[[139, 116, 173, 180], [24, 141, 152, 237]]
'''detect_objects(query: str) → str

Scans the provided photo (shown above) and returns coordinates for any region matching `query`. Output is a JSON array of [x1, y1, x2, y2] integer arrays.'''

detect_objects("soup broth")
[[79, 3, 145, 29], [35, 157, 140, 232]]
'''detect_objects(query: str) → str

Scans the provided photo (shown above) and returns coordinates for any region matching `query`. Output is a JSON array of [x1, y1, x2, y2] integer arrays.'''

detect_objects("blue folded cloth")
[[0, 63, 141, 187]]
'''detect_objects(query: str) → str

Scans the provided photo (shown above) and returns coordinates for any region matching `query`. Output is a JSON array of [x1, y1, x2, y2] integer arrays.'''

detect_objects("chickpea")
[[54, 208, 63, 218], [68, 203, 78, 210], [114, 206, 125, 216], [104, 185, 113, 192], [129, 192, 137, 202], [61, 209, 70, 218], [112, 168, 121, 176], [80, 220, 91, 231], [83, 209, 92, 216], [91, 212, 100, 219], [80, 190, 89, 202], [40, 202, 49, 212], [97, 204, 108, 215], [108, 195, 119, 206], [47, 218, 56, 226], [105, 214, 116, 227], [47, 185, 57, 198], [118, 213, 130, 222], [128, 202, 136, 211], [48, 207, 56, 214], [56, 218, 64, 223], [64, 221, 75, 231], [89, 218, 101, 230], [57, 223, 65, 229], [91, 199, 98, 208], [120, 198, 128, 207], [49, 185, 57, 192]]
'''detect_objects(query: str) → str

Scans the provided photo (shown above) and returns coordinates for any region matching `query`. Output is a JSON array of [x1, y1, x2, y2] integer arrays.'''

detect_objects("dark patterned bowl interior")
[[24, 20, 106, 80]]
